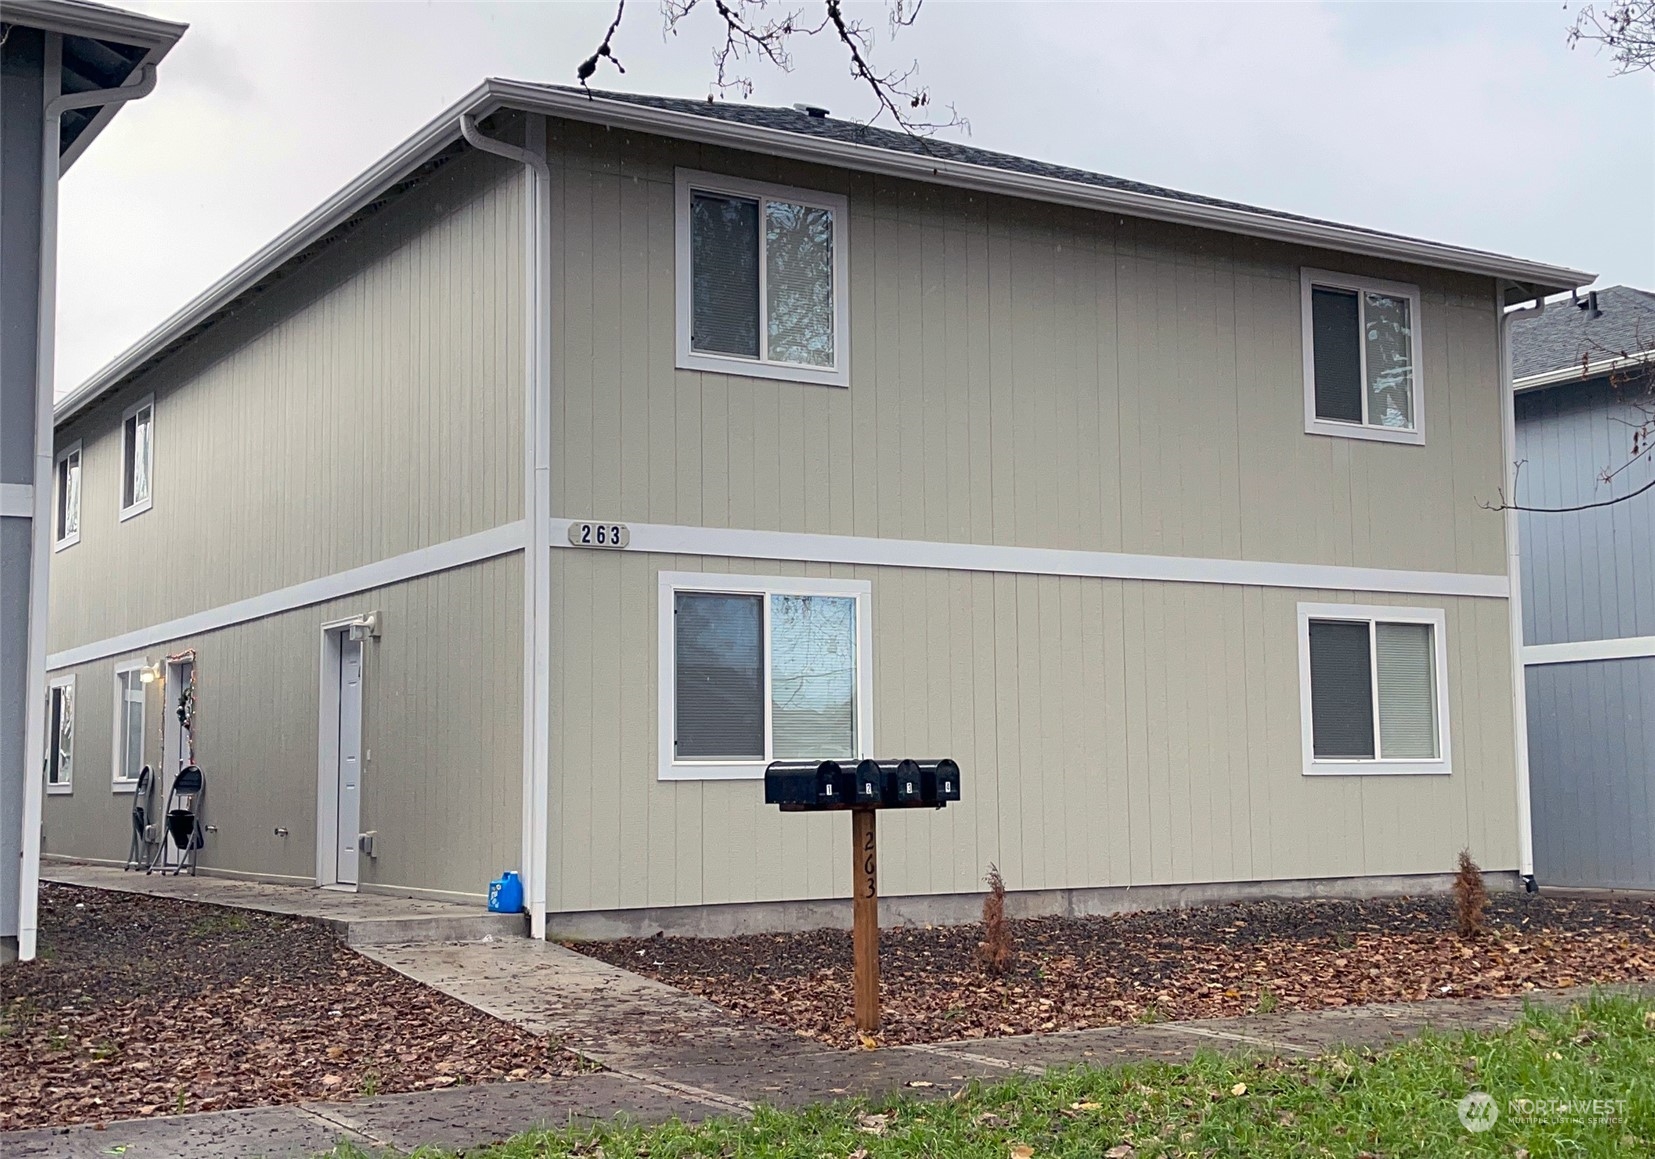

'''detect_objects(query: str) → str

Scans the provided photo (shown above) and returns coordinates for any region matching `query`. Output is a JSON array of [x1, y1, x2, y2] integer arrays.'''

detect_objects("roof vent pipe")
[[793, 103, 830, 118]]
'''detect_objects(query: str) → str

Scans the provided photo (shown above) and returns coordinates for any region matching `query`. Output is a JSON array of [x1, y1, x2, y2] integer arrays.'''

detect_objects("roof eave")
[[56, 77, 1595, 426], [1, 0, 186, 47], [1514, 350, 1655, 393], [2, 0, 189, 171], [493, 81, 1592, 297], [54, 82, 504, 425]]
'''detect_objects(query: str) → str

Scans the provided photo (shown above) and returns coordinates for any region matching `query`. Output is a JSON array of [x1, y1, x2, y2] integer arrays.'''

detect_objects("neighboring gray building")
[[1514, 286, 1655, 889], [0, 0, 184, 962], [42, 82, 1592, 940]]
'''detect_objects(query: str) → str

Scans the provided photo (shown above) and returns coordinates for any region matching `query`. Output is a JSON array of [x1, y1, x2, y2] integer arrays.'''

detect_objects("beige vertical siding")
[[43, 555, 523, 900], [50, 149, 526, 653], [545, 119, 1507, 579], [549, 549, 1518, 914]]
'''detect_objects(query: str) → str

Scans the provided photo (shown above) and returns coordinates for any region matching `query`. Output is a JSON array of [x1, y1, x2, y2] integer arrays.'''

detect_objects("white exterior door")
[[336, 638, 364, 886], [161, 660, 192, 803]]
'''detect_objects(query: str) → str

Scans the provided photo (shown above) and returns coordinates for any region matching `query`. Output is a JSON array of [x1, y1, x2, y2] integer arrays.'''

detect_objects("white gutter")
[[56, 78, 1593, 427], [1514, 349, 1655, 393], [17, 44, 159, 962], [1498, 282, 1552, 892], [459, 112, 552, 941]]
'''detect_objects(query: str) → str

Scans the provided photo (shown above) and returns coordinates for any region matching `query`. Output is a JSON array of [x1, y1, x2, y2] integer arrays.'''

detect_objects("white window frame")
[[112, 660, 149, 793], [1297, 602, 1451, 776], [53, 440, 82, 550], [674, 168, 851, 389], [658, 571, 873, 781], [119, 393, 155, 521], [1300, 269, 1425, 446], [46, 674, 75, 795]]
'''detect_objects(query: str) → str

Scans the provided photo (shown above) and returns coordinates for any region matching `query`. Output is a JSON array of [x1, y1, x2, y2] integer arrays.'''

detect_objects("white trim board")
[[48, 521, 526, 671], [551, 518, 1509, 599], [1522, 636, 1655, 667]]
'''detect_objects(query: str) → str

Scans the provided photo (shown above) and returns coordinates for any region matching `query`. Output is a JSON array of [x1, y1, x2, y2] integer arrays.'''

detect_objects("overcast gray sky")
[[55, 0, 1654, 395]]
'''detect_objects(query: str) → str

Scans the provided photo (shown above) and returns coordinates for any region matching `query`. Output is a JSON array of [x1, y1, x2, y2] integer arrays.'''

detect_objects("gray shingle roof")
[[553, 85, 1469, 252], [1512, 285, 1655, 379]]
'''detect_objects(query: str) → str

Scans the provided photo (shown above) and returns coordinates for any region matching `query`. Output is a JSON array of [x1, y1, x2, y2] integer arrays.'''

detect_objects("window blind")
[[770, 594, 855, 759], [1376, 622, 1437, 758], [690, 192, 761, 358], [674, 591, 764, 759], [1311, 287, 1363, 424], [764, 200, 834, 367], [1308, 619, 1375, 759]]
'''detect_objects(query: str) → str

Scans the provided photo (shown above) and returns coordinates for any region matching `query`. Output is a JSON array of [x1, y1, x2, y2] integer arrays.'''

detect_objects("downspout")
[[1498, 281, 1546, 893], [460, 111, 552, 939], [17, 48, 159, 962]]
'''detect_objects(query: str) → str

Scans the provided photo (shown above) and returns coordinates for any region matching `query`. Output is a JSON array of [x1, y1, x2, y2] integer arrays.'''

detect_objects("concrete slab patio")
[[42, 861, 524, 945]]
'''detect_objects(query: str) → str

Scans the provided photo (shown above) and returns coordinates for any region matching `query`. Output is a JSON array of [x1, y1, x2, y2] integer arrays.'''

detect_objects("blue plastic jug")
[[488, 870, 524, 914]]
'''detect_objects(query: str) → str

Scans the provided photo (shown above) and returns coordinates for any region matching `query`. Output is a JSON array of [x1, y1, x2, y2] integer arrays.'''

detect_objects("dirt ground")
[[574, 892, 1655, 1049], [0, 883, 585, 1131]]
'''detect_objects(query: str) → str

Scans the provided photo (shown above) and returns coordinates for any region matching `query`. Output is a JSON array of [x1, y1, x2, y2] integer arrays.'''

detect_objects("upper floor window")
[[659, 571, 871, 780], [120, 395, 154, 520], [1301, 270, 1423, 445], [46, 675, 75, 794], [1298, 603, 1450, 776], [54, 441, 81, 550], [675, 169, 850, 388]]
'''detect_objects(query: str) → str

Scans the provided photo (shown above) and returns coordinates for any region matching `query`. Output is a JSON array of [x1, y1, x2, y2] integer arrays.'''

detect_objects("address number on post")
[[568, 521, 630, 549]]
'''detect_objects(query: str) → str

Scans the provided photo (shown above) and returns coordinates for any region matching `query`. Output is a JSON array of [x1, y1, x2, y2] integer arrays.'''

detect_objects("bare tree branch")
[[577, 0, 965, 136], [1568, 2, 1655, 72], [578, 0, 628, 89]]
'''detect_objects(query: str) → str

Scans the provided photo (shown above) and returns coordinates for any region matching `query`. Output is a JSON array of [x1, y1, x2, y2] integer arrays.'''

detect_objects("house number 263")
[[568, 521, 630, 549]]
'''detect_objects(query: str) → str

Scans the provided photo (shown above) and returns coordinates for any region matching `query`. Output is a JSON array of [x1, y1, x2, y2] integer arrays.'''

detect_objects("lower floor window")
[[114, 663, 148, 787], [1298, 604, 1449, 774], [660, 572, 871, 779], [46, 676, 74, 792]]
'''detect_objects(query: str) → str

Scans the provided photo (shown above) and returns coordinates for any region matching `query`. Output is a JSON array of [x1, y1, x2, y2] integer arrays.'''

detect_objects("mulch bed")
[[0, 884, 585, 1132], [573, 892, 1655, 1049]]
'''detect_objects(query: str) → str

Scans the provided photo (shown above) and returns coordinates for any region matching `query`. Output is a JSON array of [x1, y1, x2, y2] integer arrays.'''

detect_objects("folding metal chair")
[[152, 764, 206, 876], [125, 765, 159, 870]]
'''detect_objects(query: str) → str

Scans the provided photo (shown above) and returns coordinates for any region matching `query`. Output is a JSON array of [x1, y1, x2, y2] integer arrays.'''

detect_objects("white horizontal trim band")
[[1522, 635, 1655, 666], [550, 519, 1509, 598], [0, 483, 35, 519], [48, 521, 526, 670]]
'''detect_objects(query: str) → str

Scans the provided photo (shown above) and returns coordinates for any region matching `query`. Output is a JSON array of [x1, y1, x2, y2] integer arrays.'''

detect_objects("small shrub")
[[977, 863, 1014, 976], [1453, 849, 1489, 939], [1255, 986, 1279, 1015]]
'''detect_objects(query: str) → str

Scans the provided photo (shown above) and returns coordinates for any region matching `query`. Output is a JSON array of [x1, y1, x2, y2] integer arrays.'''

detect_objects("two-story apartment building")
[[40, 82, 1591, 940]]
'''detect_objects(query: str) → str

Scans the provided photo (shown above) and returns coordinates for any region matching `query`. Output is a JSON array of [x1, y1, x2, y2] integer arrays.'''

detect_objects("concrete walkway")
[[42, 861, 523, 945], [17, 874, 1654, 1157], [13, 976, 1650, 1158]]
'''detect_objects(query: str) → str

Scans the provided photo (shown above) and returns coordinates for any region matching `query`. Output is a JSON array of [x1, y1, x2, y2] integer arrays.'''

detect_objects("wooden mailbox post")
[[765, 757, 961, 1036]]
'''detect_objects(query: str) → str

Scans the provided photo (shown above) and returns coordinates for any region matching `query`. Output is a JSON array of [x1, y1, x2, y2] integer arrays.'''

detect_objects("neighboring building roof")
[[0, 0, 187, 170], [55, 78, 1596, 425], [1512, 285, 1655, 390]]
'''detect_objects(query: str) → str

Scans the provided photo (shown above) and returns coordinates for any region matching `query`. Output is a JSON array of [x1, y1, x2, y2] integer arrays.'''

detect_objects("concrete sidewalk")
[[13, 982, 1647, 1158]]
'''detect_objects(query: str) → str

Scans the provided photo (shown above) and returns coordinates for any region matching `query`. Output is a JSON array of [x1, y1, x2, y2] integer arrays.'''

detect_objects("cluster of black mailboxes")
[[764, 758, 961, 811]]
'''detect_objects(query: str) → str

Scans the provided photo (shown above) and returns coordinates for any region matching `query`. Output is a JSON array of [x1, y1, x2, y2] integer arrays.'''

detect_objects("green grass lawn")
[[328, 993, 1655, 1158]]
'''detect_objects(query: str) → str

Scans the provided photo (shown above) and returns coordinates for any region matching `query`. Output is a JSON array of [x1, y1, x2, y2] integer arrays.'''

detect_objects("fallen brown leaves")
[[574, 893, 1655, 1050], [0, 885, 586, 1131]]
